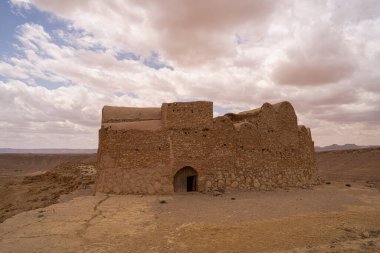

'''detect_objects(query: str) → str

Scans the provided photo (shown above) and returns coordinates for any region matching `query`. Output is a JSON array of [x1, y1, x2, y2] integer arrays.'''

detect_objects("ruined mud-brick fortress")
[[96, 101, 318, 194]]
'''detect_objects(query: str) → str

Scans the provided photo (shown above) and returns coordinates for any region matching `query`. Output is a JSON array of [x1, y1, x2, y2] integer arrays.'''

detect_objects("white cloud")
[[1, 0, 379, 147], [9, 0, 32, 10]]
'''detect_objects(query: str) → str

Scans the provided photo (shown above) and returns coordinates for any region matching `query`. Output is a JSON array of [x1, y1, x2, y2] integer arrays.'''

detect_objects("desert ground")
[[0, 148, 379, 252], [0, 153, 96, 177], [0, 153, 96, 222], [316, 147, 380, 188]]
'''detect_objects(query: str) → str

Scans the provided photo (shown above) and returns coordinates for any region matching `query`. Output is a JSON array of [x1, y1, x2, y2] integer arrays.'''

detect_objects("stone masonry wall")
[[96, 101, 319, 194], [161, 101, 213, 129]]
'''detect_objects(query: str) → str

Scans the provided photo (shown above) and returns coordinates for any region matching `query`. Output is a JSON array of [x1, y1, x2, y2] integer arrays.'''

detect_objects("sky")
[[0, 0, 379, 148]]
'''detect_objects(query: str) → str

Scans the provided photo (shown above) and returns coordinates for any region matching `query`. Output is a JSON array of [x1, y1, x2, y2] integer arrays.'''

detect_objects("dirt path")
[[1, 183, 380, 253]]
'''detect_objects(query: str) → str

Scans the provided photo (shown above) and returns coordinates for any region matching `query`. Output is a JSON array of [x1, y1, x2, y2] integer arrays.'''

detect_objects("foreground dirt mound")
[[0, 153, 97, 176], [316, 147, 380, 188], [0, 162, 96, 223]]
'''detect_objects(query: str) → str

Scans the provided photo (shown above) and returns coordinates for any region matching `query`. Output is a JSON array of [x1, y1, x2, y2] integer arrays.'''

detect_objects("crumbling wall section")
[[196, 101, 318, 192]]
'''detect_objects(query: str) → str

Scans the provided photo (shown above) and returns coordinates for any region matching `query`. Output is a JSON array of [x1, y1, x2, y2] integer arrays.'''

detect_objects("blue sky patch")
[[32, 77, 71, 90], [114, 91, 125, 97], [127, 92, 139, 98], [143, 51, 174, 70], [0, 76, 7, 83], [213, 105, 228, 116], [0, 1, 69, 57], [115, 50, 140, 61]]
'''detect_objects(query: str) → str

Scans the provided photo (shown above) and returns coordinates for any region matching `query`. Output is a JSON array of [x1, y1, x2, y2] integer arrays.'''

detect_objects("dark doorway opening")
[[186, 176, 196, 192], [173, 166, 197, 193]]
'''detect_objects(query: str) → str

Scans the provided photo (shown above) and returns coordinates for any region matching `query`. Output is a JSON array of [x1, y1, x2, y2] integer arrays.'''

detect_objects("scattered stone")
[[213, 189, 225, 196], [343, 227, 353, 232], [369, 230, 380, 237], [368, 240, 376, 247], [362, 231, 370, 238]]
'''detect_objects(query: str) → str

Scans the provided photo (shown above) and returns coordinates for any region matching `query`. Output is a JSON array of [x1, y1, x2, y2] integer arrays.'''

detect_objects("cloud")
[[0, 80, 97, 148], [9, 0, 32, 10], [272, 54, 355, 86], [144, 0, 279, 66], [0, 62, 30, 79], [31, 0, 281, 66], [330, 0, 380, 23], [1, 0, 379, 147], [272, 23, 356, 86]]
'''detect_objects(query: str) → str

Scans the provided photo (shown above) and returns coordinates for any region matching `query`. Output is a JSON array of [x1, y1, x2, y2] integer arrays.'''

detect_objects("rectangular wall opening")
[[186, 176, 196, 192]]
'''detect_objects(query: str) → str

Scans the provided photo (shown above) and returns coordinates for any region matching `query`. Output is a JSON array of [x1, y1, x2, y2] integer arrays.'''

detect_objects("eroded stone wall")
[[161, 101, 213, 129], [96, 101, 319, 194]]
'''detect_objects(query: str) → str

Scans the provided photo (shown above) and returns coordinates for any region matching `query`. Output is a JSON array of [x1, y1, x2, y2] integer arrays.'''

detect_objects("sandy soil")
[[0, 183, 379, 253], [0, 149, 379, 252], [316, 147, 380, 188], [0, 163, 96, 222]]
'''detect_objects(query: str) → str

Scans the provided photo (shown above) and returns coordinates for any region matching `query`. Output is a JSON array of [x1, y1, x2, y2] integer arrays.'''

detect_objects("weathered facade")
[[96, 101, 318, 194]]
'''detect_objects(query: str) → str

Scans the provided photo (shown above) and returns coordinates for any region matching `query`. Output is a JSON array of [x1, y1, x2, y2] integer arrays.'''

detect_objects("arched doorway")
[[173, 166, 197, 192]]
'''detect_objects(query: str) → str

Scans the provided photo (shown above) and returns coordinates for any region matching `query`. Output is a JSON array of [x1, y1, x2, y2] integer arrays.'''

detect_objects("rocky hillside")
[[316, 147, 380, 187], [0, 162, 96, 223], [0, 153, 97, 176]]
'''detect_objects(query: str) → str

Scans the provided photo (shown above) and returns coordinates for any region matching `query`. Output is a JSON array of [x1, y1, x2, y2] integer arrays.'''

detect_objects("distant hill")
[[316, 147, 380, 188], [0, 153, 97, 176], [315, 144, 379, 152], [0, 148, 97, 154]]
